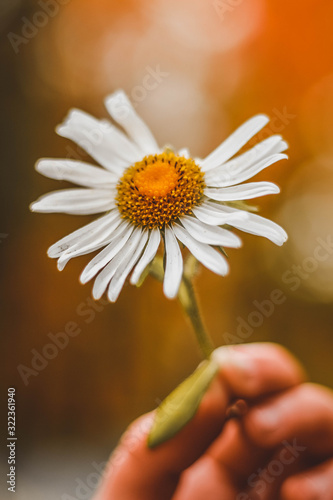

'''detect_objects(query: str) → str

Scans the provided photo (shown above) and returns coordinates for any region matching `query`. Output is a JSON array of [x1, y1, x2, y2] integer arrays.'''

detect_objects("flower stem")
[[178, 275, 214, 359], [149, 255, 215, 359]]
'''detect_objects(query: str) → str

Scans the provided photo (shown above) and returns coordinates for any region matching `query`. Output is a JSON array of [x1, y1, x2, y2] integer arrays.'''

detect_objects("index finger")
[[213, 342, 306, 399]]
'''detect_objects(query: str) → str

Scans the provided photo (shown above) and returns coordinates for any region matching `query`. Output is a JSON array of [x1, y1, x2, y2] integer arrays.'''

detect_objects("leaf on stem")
[[147, 357, 219, 448]]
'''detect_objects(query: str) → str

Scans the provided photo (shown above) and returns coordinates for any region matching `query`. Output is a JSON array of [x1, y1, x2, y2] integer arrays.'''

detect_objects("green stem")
[[178, 276, 214, 359], [149, 256, 214, 359]]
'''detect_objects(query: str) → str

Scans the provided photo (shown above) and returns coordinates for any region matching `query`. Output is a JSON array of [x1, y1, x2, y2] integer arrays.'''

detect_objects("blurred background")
[[1, 0, 333, 498]]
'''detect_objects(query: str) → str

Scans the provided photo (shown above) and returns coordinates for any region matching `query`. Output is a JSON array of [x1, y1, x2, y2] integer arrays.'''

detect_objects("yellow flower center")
[[134, 161, 179, 198], [116, 151, 205, 229]]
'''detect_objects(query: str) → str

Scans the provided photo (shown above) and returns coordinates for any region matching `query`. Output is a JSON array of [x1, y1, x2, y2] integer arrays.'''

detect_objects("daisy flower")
[[30, 90, 288, 302]]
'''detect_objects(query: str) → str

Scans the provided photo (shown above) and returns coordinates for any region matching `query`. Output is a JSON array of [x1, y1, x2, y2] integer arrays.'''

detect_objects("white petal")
[[55, 213, 123, 270], [104, 90, 159, 156], [178, 148, 190, 158], [30, 188, 116, 215], [163, 227, 183, 299], [92, 227, 143, 300], [205, 182, 280, 202], [36, 159, 118, 188], [173, 224, 229, 276], [47, 211, 120, 258], [130, 229, 161, 285], [80, 222, 134, 283], [205, 135, 288, 186], [56, 109, 142, 174], [57, 242, 104, 271], [192, 203, 249, 226], [205, 152, 288, 188], [107, 230, 149, 302], [237, 134, 288, 159], [180, 215, 242, 248], [207, 203, 288, 245], [231, 212, 288, 246], [201, 115, 270, 172]]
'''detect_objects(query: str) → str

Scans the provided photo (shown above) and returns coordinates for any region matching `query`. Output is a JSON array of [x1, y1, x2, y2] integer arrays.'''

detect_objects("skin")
[[92, 343, 333, 500]]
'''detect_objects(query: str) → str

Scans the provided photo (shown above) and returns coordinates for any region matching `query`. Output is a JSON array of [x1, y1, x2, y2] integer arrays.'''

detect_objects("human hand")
[[92, 343, 333, 499]]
